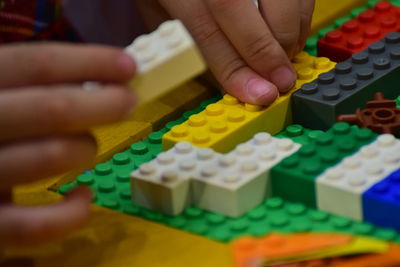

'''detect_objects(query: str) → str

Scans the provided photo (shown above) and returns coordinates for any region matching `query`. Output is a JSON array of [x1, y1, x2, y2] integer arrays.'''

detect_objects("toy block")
[[338, 92, 400, 137], [363, 169, 400, 230], [317, 1, 400, 62], [132, 132, 299, 217], [276, 124, 325, 145], [327, 243, 400, 267], [131, 143, 220, 215], [317, 134, 400, 220], [293, 32, 400, 130], [271, 122, 377, 208], [231, 233, 352, 267], [126, 20, 206, 104], [162, 53, 335, 153], [191, 133, 300, 217], [310, 0, 369, 36]]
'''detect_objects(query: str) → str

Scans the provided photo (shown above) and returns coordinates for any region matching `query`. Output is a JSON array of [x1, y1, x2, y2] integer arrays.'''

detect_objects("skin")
[[0, 43, 136, 246], [135, 0, 315, 106]]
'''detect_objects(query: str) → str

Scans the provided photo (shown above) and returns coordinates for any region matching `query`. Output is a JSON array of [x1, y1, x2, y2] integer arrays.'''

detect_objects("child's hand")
[[0, 43, 136, 246], [138, 0, 315, 105]]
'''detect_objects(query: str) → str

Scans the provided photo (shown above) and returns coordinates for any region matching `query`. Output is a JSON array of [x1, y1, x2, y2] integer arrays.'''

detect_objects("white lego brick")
[[131, 142, 219, 215], [191, 133, 301, 217], [317, 134, 400, 221], [125, 20, 206, 104]]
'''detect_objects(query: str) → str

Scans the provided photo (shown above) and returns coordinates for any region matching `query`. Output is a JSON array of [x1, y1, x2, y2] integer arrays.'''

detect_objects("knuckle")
[[245, 34, 278, 61], [219, 57, 247, 84], [190, 19, 221, 44]]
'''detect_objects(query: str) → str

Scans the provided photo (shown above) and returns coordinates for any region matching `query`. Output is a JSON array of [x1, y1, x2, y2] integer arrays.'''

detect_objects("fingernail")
[[246, 78, 277, 105], [117, 53, 136, 77], [270, 66, 296, 92]]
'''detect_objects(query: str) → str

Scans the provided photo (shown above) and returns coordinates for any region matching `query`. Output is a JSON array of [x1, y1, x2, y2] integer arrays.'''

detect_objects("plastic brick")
[[231, 233, 352, 267], [317, 134, 400, 220], [363, 169, 400, 230], [126, 20, 206, 104], [131, 143, 219, 215], [293, 32, 400, 130], [132, 133, 300, 217], [318, 1, 400, 62], [162, 53, 335, 153], [271, 122, 377, 208], [191, 133, 300, 217], [338, 92, 400, 137], [275, 124, 325, 145]]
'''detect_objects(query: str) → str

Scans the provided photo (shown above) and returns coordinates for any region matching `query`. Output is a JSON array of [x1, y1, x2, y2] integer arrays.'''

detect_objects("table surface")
[[1, 1, 368, 266]]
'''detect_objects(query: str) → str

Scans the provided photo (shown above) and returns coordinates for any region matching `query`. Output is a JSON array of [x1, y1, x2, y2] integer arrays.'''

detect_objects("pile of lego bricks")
[[60, 0, 400, 243]]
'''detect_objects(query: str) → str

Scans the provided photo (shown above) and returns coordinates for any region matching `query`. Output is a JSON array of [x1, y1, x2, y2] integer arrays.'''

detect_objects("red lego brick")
[[317, 1, 400, 62], [337, 92, 400, 137]]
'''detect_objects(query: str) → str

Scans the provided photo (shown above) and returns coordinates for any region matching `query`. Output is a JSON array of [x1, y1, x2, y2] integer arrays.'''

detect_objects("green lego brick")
[[271, 123, 377, 208], [276, 124, 325, 145], [396, 96, 400, 108], [304, 0, 400, 56]]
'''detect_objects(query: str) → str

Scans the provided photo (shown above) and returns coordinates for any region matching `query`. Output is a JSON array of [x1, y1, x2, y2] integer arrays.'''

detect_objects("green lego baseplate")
[[59, 104, 400, 243], [305, 0, 400, 56]]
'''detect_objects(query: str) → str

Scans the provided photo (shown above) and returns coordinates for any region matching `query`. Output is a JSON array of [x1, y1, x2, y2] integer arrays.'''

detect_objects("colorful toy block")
[[126, 20, 206, 104], [131, 143, 220, 215], [318, 1, 400, 62], [293, 32, 400, 130], [317, 134, 400, 220], [338, 92, 400, 137], [162, 53, 335, 153], [306, 0, 400, 57], [231, 233, 352, 267], [275, 124, 325, 145], [132, 133, 300, 217], [191, 133, 300, 217], [271, 122, 377, 208], [363, 169, 400, 230]]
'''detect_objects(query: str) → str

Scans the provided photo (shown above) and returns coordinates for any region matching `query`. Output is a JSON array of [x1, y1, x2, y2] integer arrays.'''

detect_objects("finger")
[[0, 187, 91, 246], [296, 0, 315, 55], [0, 43, 136, 88], [205, 0, 296, 92], [0, 85, 136, 141], [259, 0, 301, 59], [160, 0, 278, 105], [0, 134, 97, 189]]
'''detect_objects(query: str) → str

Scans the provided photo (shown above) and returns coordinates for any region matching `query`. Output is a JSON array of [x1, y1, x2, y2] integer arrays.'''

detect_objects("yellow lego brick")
[[162, 52, 336, 153]]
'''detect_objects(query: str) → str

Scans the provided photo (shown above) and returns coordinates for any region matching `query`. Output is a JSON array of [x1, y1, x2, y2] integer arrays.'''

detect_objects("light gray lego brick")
[[191, 133, 300, 217], [131, 142, 219, 215], [317, 134, 400, 220]]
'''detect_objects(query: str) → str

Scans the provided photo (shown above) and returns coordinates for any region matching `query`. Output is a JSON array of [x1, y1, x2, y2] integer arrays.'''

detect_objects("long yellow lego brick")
[[162, 52, 336, 153]]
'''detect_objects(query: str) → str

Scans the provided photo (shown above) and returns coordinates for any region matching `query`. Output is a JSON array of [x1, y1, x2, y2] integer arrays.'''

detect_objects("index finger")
[[0, 43, 136, 88]]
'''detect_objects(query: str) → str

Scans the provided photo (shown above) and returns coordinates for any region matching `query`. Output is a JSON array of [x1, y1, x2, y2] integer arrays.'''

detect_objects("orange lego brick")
[[231, 233, 351, 267]]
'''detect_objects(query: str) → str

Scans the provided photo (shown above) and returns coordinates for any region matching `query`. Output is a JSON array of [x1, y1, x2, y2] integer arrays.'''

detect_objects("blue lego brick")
[[363, 169, 400, 230], [294, 32, 400, 130]]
